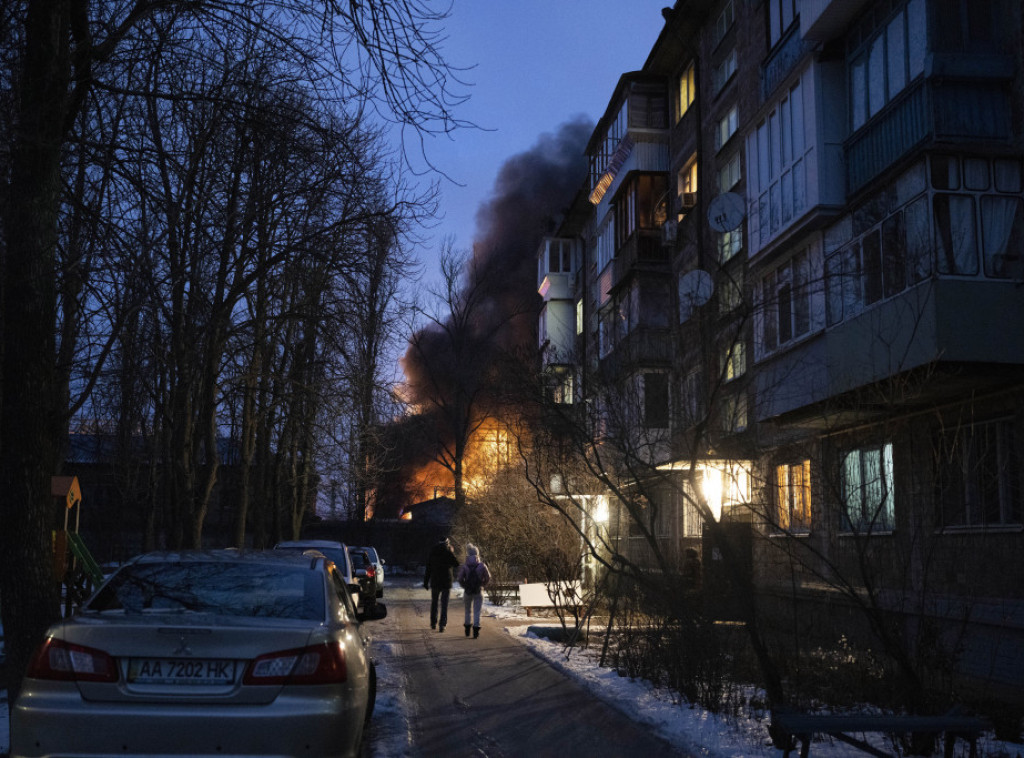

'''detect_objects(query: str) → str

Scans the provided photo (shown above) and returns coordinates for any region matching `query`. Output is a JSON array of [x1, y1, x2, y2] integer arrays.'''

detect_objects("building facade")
[[537, 0, 1024, 703]]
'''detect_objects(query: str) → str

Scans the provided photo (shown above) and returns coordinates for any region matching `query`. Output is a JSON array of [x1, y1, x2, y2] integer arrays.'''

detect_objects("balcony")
[[610, 230, 669, 294], [598, 326, 672, 380], [756, 277, 1024, 426], [846, 77, 1012, 196]]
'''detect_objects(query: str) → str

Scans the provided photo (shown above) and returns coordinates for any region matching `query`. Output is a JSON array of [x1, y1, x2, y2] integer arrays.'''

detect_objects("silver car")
[[354, 546, 385, 598], [274, 539, 361, 609], [11, 550, 386, 757]]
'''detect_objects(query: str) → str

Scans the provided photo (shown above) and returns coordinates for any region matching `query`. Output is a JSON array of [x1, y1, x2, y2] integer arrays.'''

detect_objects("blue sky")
[[413, 0, 672, 267]]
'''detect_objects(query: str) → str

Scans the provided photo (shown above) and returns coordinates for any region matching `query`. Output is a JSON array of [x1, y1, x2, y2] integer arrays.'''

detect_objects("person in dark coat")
[[423, 537, 460, 631]]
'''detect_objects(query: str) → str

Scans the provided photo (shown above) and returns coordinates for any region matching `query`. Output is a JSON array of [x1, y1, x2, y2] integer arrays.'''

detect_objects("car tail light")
[[26, 638, 119, 683], [243, 642, 347, 685], [365, 567, 375, 579]]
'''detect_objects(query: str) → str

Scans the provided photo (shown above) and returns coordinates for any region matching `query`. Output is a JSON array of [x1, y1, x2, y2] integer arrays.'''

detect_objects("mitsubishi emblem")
[[172, 635, 193, 656]]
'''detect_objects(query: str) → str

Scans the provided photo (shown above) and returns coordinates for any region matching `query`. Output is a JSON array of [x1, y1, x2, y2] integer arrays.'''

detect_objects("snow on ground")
[[3, 592, 1023, 758]]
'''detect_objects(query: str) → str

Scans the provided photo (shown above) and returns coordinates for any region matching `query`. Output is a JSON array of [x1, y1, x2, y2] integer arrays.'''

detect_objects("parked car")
[[11, 550, 387, 758], [355, 546, 385, 597], [347, 547, 378, 610], [273, 539, 360, 609]]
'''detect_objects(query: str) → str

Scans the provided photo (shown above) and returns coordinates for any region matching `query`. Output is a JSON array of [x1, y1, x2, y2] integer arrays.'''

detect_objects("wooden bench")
[[772, 708, 989, 758]]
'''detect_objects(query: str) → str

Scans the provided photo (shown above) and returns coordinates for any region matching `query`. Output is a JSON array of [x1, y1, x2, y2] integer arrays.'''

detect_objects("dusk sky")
[[413, 1, 673, 272]]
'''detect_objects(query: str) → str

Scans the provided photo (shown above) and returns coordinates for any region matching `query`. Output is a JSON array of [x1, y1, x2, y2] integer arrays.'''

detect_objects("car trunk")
[[63, 614, 323, 704]]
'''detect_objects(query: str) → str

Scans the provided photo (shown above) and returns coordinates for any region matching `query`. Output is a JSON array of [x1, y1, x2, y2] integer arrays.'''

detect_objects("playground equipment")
[[52, 475, 103, 614]]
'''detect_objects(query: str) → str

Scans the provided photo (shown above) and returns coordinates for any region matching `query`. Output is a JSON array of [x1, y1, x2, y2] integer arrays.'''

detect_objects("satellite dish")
[[678, 269, 714, 323], [708, 192, 746, 233]]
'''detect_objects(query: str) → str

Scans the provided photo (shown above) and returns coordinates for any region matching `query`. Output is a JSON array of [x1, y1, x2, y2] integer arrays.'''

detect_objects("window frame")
[[775, 460, 812, 533], [839, 442, 895, 534]]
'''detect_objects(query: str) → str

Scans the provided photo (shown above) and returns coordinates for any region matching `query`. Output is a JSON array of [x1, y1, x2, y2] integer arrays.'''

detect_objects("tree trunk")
[[0, 0, 70, 704]]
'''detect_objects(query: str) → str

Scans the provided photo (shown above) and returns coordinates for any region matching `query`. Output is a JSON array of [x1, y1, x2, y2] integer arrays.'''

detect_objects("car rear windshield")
[[88, 562, 326, 620], [351, 551, 374, 568]]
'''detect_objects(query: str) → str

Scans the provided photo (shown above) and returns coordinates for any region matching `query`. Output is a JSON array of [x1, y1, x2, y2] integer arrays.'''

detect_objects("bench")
[[772, 708, 989, 758], [518, 581, 582, 617]]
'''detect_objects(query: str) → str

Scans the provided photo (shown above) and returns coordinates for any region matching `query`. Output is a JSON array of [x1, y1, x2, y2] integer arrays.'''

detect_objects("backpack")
[[462, 564, 482, 595]]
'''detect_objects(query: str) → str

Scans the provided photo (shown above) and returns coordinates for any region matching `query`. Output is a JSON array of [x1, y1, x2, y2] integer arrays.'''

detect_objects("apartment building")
[[537, 0, 1024, 702]]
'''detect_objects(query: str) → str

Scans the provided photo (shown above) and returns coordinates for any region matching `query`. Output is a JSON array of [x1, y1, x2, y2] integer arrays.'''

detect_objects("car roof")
[[274, 539, 347, 549], [126, 549, 326, 568]]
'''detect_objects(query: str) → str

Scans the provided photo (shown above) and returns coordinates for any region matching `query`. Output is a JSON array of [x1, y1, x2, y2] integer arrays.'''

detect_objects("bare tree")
[[1, 0, 468, 703]]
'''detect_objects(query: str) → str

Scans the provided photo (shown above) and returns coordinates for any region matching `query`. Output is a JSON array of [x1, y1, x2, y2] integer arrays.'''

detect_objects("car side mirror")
[[358, 602, 387, 622]]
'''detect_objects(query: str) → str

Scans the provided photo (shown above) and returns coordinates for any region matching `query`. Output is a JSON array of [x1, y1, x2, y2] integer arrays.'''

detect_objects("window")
[[930, 155, 1024, 279], [722, 340, 746, 381], [718, 228, 742, 262], [769, 0, 798, 47], [575, 299, 583, 335], [677, 61, 696, 120], [615, 173, 670, 248], [749, 81, 807, 250], [840, 443, 895, 533], [547, 239, 572, 273], [679, 155, 698, 195], [712, 0, 735, 48], [643, 373, 670, 429], [937, 418, 1022, 528], [629, 82, 668, 130], [933, 0, 1003, 54], [848, 0, 925, 130], [719, 152, 741, 192], [595, 217, 615, 271], [776, 460, 811, 531], [825, 159, 948, 327], [680, 369, 706, 428], [722, 391, 747, 433], [712, 49, 737, 94], [716, 104, 739, 150], [719, 271, 743, 314], [761, 249, 810, 351], [552, 368, 574, 405]]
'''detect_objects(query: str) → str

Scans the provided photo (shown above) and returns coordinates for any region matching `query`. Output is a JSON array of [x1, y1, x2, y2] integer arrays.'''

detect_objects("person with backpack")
[[456, 543, 491, 638]]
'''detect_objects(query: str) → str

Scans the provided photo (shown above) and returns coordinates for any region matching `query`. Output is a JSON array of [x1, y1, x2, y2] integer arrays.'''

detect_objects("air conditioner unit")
[[661, 220, 678, 245], [679, 192, 698, 212]]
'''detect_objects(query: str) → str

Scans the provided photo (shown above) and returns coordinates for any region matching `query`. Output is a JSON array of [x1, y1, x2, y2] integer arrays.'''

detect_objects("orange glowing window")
[[776, 460, 811, 532]]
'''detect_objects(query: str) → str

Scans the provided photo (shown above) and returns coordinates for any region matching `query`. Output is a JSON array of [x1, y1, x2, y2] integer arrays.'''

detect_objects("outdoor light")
[[656, 458, 752, 522], [701, 469, 724, 521], [592, 495, 609, 523]]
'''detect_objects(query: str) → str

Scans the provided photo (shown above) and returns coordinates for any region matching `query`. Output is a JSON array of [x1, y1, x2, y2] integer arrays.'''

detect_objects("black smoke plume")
[[382, 117, 592, 516]]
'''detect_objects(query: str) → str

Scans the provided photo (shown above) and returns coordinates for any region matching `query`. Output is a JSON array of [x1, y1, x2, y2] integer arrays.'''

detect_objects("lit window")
[[722, 340, 745, 381], [575, 299, 583, 335], [840, 443, 894, 533], [718, 228, 742, 262], [677, 61, 695, 120], [679, 155, 698, 195], [776, 460, 811, 532], [716, 104, 739, 150], [719, 152, 741, 192]]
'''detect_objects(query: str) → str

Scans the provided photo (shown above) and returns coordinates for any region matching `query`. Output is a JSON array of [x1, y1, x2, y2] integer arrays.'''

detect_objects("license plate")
[[128, 658, 236, 685]]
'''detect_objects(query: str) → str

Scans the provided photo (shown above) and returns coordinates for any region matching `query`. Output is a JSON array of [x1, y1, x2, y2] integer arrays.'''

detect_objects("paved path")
[[374, 577, 690, 757]]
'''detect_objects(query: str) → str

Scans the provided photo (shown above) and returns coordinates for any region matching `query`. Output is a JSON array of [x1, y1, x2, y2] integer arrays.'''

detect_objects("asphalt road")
[[368, 576, 689, 758]]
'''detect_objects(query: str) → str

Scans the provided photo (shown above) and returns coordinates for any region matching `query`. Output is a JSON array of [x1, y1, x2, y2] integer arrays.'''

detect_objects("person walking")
[[423, 537, 460, 632], [456, 543, 491, 638]]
